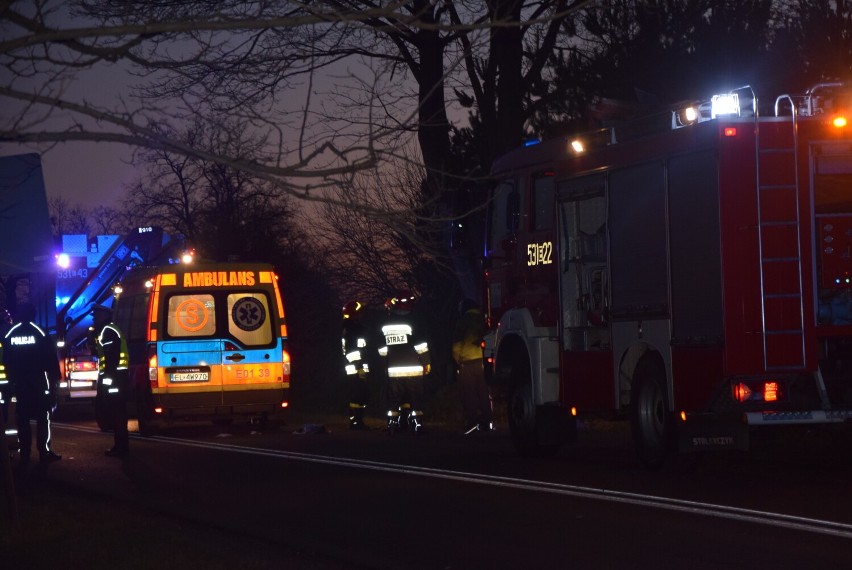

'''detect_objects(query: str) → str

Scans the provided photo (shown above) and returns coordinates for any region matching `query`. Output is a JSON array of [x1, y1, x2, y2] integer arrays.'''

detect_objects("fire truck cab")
[[485, 83, 852, 466]]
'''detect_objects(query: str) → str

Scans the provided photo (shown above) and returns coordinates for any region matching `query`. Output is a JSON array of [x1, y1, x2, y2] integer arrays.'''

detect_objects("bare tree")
[[314, 145, 432, 304], [125, 116, 294, 262], [48, 195, 91, 237]]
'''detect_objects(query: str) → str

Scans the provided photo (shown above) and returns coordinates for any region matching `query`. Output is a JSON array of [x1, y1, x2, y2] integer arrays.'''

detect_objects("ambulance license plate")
[[170, 371, 210, 383]]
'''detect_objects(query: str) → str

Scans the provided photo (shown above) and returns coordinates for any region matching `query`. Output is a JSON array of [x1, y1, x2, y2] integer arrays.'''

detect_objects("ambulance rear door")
[[220, 292, 283, 409]]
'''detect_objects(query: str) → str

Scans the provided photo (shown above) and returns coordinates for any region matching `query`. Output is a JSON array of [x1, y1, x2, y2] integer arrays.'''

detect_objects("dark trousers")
[[348, 373, 370, 409], [104, 393, 129, 451], [457, 359, 492, 426], [16, 399, 52, 458], [388, 375, 424, 413]]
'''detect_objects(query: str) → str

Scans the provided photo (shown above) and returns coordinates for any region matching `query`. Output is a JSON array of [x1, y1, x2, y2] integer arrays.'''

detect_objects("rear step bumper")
[[744, 409, 852, 425]]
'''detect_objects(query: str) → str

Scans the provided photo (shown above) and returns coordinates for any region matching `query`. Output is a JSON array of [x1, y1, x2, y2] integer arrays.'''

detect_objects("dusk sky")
[[0, 141, 138, 208]]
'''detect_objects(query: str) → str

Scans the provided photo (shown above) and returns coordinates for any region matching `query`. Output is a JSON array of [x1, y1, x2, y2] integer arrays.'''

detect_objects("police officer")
[[342, 300, 371, 430], [92, 304, 130, 457], [3, 303, 62, 466], [378, 291, 430, 434], [452, 299, 493, 434]]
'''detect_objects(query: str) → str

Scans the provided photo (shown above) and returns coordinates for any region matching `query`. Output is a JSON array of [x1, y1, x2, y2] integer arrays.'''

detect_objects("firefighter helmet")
[[385, 290, 415, 314], [342, 300, 364, 320]]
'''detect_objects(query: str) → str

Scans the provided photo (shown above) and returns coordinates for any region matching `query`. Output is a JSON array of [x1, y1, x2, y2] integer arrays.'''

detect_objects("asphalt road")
[[5, 407, 852, 569]]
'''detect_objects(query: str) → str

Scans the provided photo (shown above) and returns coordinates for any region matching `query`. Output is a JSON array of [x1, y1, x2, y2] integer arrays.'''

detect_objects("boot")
[[349, 408, 369, 431], [386, 411, 401, 435], [409, 410, 425, 435]]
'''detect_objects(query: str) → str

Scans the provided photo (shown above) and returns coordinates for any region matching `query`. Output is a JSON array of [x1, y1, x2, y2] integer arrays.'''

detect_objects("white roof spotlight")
[[711, 93, 741, 119]]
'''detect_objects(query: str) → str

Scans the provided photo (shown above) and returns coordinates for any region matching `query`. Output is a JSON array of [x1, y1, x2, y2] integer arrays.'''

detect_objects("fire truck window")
[[507, 189, 521, 233], [488, 179, 520, 253], [532, 175, 555, 231]]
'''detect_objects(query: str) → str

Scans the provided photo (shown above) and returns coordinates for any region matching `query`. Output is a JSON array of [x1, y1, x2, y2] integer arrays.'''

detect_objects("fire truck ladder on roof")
[[756, 94, 806, 371]]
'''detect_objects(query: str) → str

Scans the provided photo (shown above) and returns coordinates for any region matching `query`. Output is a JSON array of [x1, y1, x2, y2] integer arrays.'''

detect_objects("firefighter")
[[378, 291, 430, 434], [342, 300, 371, 430], [452, 299, 493, 434], [2, 303, 62, 466], [92, 304, 130, 457]]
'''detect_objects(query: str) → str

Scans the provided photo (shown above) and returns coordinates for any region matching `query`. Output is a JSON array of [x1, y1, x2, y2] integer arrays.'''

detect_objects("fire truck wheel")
[[508, 363, 559, 457], [630, 356, 675, 469]]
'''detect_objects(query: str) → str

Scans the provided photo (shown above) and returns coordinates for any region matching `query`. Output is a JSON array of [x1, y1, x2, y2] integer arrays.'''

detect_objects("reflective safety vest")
[[342, 320, 369, 376], [378, 321, 430, 378], [96, 323, 129, 374]]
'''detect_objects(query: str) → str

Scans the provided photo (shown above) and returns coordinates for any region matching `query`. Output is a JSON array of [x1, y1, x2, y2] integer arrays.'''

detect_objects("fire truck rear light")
[[764, 382, 779, 402], [280, 401, 289, 409], [680, 411, 687, 422], [570, 406, 577, 417], [724, 127, 737, 137], [733, 383, 752, 402], [154, 407, 163, 414], [833, 116, 847, 128]]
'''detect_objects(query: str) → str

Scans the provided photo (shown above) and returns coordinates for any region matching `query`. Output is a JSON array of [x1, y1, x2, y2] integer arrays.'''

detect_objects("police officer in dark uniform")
[[92, 304, 130, 457], [342, 300, 371, 430], [3, 303, 62, 466]]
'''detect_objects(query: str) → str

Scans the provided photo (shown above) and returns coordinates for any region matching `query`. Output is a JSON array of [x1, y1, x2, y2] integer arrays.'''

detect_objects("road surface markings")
[[58, 423, 852, 539]]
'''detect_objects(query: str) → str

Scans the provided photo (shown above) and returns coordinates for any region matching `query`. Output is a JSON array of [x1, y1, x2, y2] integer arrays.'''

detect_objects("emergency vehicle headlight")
[[711, 93, 740, 118], [569, 139, 585, 154], [833, 116, 848, 128], [56, 253, 71, 269]]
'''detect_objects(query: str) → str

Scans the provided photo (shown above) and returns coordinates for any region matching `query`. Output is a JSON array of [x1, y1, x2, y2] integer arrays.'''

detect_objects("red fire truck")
[[484, 83, 852, 467]]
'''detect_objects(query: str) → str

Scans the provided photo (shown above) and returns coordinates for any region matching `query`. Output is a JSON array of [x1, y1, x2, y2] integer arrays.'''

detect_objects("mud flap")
[[677, 413, 749, 453]]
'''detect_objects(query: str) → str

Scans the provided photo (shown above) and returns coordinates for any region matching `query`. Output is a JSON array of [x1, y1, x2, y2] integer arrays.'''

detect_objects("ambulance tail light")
[[282, 348, 291, 377], [148, 344, 158, 389]]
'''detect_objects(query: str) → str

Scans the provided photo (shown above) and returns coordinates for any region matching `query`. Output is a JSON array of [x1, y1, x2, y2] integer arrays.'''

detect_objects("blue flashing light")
[[524, 138, 541, 147]]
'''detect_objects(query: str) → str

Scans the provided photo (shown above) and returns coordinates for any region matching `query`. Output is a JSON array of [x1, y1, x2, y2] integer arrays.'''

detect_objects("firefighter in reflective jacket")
[[93, 304, 130, 457], [3, 303, 62, 465], [342, 300, 371, 430], [378, 291, 430, 434]]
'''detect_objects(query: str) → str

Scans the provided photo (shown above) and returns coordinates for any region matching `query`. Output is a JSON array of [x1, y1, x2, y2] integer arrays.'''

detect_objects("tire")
[[630, 356, 675, 469], [507, 354, 559, 457], [135, 388, 157, 437]]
